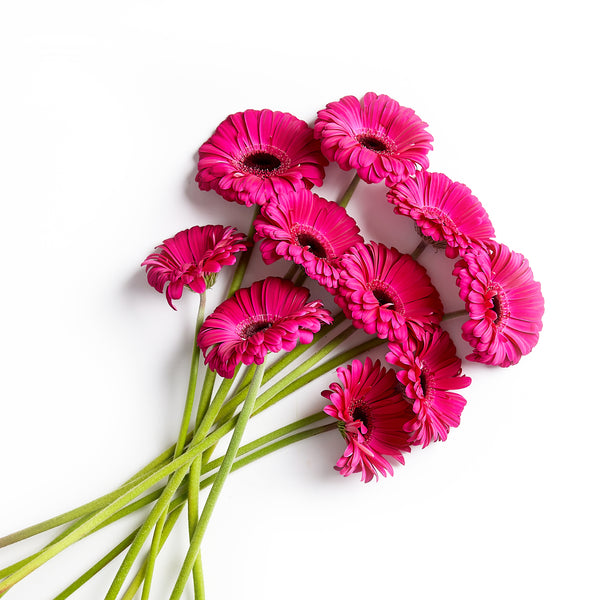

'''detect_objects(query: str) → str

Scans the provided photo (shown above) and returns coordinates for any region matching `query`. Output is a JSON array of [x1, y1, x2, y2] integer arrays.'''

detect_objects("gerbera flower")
[[453, 242, 544, 367], [254, 189, 363, 289], [322, 358, 413, 483], [314, 92, 433, 186], [195, 109, 328, 207], [387, 171, 495, 258], [197, 277, 332, 378], [386, 327, 471, 447], [335, 242, 443, 342], [142, 225, 247, 309]]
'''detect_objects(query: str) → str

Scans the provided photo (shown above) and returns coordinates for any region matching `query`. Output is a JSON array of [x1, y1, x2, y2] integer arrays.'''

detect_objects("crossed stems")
[[0, 315, 383, 597]]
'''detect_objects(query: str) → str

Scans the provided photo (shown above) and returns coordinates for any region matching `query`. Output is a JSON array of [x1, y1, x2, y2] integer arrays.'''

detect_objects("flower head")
[[386, 327, 471, 447], [197, 277, 332, 378], [196, 109, 328, 207], [254, 189, 363, 289], [142, 225, 247, 309], [335, 242, 443, 342], [453, 242, 544, 367], [387, 171, 495, 258], [314, 92, 433, 185], [323, 358, 413, 483]]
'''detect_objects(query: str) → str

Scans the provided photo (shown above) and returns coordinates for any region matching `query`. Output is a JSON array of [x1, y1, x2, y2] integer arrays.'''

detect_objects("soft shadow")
[[183, 152, 250, 231]]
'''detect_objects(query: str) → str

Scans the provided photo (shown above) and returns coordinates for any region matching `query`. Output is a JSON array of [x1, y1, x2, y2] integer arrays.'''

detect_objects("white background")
[[1, 1, 598, 599]]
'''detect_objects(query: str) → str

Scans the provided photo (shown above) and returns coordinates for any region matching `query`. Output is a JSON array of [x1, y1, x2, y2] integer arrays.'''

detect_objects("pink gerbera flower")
[[335, 242, 443, 342], [386, 327, 471, 447], [387, 171, 495, 258], [197, 277, 332, 378], [322, 358, 413, 483], [142, 225, 247, 309], [314, 92, 433, 185], [453, 242, 544, 367], [254, 189, 363, 289], [196, 109, 328, 207]]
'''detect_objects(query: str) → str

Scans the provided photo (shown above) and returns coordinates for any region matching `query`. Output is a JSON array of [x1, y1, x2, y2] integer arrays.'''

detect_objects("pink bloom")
[[196, 109, 328, 207], [453, 242, 544, 367], [386, 327, 471, 447], [322, 358, 413, 483], [335, 242, 443, 342], [254, 189, 363, 289], [197, 277, 332, 378], [314, 92, 433, 185], [387, 171, 495, 258], [142, 225, 247, 309]]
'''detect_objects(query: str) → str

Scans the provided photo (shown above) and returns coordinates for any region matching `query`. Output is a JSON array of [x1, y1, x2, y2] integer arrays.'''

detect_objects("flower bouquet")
[[0, 92, 544, 599]]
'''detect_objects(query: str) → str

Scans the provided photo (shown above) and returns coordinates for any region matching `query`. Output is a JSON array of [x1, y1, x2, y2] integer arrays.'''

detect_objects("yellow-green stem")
[[338, 172, 361, 208], [169, 362, 267, 600]]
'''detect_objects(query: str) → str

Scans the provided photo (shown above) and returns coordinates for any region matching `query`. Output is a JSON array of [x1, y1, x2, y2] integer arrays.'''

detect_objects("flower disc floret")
[[142, 225, 247, 309], [335, 242, 443, 342], [196, 109, 328, 207], [197, 277, 332, 378], [322, 358, 413, 483], [254, 189, 363, 289], [314, 92, 433, 185], [387, 171, 495, 258], [386, 327, 471, 447], [453, 242, 544, 367]]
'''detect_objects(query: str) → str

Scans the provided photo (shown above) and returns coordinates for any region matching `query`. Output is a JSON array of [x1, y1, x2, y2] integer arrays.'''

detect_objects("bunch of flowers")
[[0, 93, 544, 598]]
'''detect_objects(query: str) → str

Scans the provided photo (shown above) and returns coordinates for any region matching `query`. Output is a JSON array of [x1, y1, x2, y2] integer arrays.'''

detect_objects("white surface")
[[0, 1, 598, 599]]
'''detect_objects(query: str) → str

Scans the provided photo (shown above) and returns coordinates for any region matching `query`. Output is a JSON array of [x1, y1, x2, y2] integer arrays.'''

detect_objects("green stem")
[[0, 406, 241, 595], [3, 414, 334, 592], [174, 293, 206, 456], [50, 531, 137, 600], [0, 411, 328, 586], [0, 486, 168, 580], [76, 418, 335, 600], [293, 268, 307, 287], [186, 370, 227, 598], [283, 262, 300, 280], [118, 502, 183, 600], [442, 309, 468, 321], [227, 421, 337, 472], [0, 331, 376, 586], [103, 462, 187, 600], [0, 330, 377, 593], [0, 314, 347, 550], [0, 462, 165, 550], [253, 337, 385, 418], [235, 312, 346, 394], [203, 411, 327, 474], [337, 173, 361, 209], [139, 294, 206, 600], [411, 239, 428, 259], [214, 322, 356, 427], [53, 502, 185, 600], [169, 362, 267, 600], [226, 206, 259, 298], [195, 368, 216, 429], [103, 372, 238, 600]]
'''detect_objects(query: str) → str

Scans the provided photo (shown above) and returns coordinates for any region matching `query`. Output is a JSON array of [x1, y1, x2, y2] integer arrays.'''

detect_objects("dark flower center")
[[489, 290, 508, 326], [372, 288, 395, 309], [491, 295, 502, 323], [243, 151, 282, 173], [357, 135, 389, 153], [419, 372, 427, 395], [414, 221, 449, 250], [351, 404, 371, 430], [240, 319, 273, 339], [296, 233, 328, 259]]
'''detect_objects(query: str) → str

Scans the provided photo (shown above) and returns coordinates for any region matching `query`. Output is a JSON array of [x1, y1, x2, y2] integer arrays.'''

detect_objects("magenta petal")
[[197, 277, 331, 378], [322, 358, 413, 483]]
